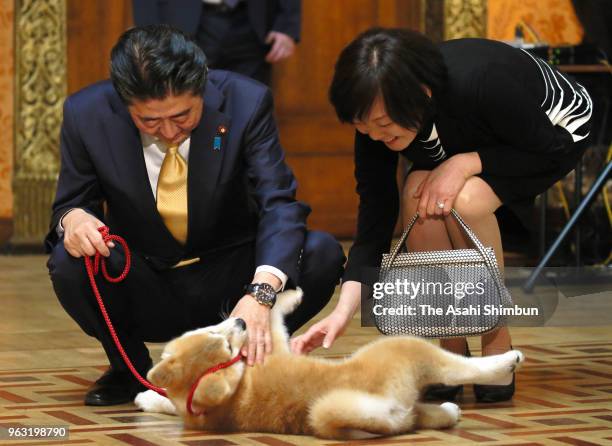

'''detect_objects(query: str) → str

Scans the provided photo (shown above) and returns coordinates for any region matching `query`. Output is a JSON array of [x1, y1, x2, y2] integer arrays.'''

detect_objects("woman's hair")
[[110, 24, 208, 104], [329, 28, 447, 131]]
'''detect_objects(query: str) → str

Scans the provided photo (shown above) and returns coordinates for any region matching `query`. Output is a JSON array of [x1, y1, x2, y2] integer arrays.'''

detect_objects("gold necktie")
[[156, 145, 188, 244]]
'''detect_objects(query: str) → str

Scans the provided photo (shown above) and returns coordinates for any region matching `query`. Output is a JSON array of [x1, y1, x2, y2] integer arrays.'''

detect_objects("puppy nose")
[[235, 318, 246, 330]]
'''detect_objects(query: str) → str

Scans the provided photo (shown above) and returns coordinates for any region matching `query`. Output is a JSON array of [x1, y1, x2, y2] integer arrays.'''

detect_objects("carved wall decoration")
[[444, 0, 487, 39], [12, 0, 66, 247]]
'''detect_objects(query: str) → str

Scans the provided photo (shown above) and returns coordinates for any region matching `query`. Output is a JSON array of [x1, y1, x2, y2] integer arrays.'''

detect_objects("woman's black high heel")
[[424, 341, 470, 401], [473, 345, 516, 403]]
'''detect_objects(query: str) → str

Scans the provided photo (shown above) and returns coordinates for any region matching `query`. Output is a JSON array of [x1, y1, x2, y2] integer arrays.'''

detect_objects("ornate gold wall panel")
[[0, 0, 14, 220], [13, 0, 66, 247], [444, 0, 487, 40]]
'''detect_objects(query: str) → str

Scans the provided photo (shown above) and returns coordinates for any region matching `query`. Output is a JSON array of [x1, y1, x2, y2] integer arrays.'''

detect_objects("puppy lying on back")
[[136, 289, 524, 439]]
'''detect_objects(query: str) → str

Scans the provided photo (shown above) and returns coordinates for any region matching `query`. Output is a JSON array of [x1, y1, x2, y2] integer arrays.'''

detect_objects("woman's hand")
[[230, 296, 272, 366], [414, 152, 482, 217], [290, 280, 361, 354], [289, 310, 351, 354]]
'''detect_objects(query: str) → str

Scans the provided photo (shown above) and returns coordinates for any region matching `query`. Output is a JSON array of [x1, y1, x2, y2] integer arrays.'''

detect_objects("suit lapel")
[[186, 82, 230, 248], [105, 80, 230, 252]]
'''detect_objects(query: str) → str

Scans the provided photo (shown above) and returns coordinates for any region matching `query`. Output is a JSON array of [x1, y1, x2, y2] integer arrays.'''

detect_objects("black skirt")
[[409, 136, 590, 226]]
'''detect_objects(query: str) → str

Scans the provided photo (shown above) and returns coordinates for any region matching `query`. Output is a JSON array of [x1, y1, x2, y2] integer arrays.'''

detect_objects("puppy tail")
[[274, 287, 303, 316], [268, 288, 303, 354]]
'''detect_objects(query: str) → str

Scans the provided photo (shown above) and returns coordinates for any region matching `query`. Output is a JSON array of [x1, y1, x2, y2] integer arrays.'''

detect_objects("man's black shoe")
[[84, 367, 148, 406]]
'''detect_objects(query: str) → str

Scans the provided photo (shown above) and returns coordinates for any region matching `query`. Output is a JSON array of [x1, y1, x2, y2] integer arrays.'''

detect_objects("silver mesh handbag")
[[375, 209, 513, 338]]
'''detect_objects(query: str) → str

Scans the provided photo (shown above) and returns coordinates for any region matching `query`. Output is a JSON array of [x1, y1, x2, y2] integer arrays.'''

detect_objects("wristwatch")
[[244, 283, 277, 307]]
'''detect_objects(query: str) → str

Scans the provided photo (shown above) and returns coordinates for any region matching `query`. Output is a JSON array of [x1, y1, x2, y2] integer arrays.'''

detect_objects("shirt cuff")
[[255, 265, 288, 292], [56, 208, 79, 237]]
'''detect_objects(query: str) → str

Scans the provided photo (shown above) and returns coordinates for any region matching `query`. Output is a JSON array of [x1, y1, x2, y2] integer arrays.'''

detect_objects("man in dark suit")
[[46, 25, 344, 406], [132, 0, 301, 85]]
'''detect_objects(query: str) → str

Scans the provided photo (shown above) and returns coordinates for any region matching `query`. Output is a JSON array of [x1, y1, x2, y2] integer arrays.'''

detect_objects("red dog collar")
[[186, 353, 243, 416]]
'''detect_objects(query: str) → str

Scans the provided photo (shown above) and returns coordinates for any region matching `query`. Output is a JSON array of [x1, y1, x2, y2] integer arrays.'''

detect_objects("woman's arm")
[[291, 132, 399, 353], [344, 131, 400, 283]]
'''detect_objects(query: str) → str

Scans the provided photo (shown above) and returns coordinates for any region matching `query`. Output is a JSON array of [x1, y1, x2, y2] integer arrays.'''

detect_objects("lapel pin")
[[214, 125, 227, 151], [213, 136, 222, 151]]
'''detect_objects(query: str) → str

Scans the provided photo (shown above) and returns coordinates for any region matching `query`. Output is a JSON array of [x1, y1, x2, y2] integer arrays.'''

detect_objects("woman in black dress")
[[290, 28, 593, 402]]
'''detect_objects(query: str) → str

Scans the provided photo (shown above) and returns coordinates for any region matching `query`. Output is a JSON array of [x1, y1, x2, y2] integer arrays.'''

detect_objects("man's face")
[[352, 95, 420, 152], [128, 93, 204, 146]]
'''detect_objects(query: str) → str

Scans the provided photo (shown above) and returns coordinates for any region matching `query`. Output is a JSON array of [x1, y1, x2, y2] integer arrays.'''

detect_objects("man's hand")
[[265, 31, 296, 63], [62, 208, 114, 258], [230, 295, 272, 366]]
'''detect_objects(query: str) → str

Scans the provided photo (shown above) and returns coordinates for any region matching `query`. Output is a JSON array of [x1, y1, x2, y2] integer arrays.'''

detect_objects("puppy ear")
[[147, 358, 180, 388], [192, 373, 231, 407]]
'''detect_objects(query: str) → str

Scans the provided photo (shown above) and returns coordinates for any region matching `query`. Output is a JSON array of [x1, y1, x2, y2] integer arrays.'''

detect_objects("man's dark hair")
[[110, 24, 208, 104], [329, 28, 447, 131]]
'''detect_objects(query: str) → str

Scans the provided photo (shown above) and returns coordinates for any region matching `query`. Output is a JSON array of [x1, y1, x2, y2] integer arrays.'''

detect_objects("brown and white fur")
[[135, 288, 524, 439]]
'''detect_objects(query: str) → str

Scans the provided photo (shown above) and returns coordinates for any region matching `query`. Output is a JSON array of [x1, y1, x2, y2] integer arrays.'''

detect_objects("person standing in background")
[[133, 0, 301, 85]]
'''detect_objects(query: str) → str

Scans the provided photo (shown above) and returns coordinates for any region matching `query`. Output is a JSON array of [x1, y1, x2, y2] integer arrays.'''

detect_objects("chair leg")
[[539, 190, 547, 259], [574, 159, 583, 267]]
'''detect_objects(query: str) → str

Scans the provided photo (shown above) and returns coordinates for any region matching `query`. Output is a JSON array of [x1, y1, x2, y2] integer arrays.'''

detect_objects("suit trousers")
[[196, 4, 271, 85], [47, 231, 345, 374]]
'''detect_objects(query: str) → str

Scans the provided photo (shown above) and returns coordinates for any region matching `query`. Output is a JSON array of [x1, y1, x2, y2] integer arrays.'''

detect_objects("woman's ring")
[[436, 201, 445, 209]]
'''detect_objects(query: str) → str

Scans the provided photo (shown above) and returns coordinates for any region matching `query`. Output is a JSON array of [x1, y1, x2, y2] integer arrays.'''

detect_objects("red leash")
[[86, 226, 243, 413], [84, 226, 167, 397]]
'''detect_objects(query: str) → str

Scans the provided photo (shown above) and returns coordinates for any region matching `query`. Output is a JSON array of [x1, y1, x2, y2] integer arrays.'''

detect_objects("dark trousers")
[[196, 4, 271, 85], [47, 231, 345, 374]]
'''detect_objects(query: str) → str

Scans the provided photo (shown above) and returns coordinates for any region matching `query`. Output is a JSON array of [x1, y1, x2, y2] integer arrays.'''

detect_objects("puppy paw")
[[475, 350, 525, 385], [513, 350, 525, 369], [134, 390, 176, 415], [440, 402, 461, 425], [500, 350, 525, 373]]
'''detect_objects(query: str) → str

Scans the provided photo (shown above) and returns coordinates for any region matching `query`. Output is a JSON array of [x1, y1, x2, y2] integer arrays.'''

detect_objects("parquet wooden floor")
[[1, 255, 611, 445]]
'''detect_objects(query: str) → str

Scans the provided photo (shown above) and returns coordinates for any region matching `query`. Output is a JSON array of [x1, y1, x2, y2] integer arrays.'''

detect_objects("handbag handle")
[[385, 209, 507, 298]]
